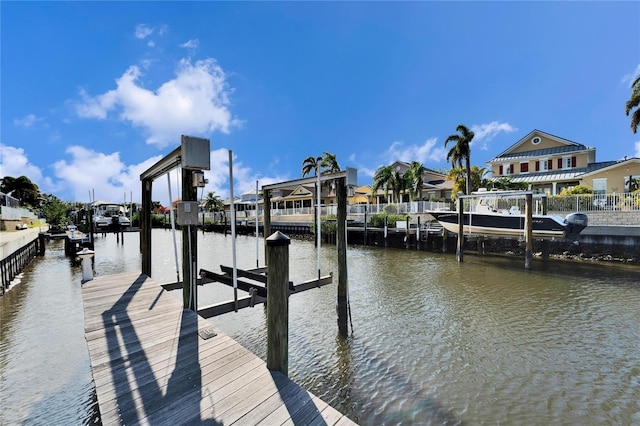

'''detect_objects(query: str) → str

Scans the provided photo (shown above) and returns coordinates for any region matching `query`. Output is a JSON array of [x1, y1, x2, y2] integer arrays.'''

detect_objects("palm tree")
[[320, 152, 341, 174], [372, 165, 394, 202], [390, 169, 407, 204], [203, 191, 224, 212], [626, 75, 640, 133], [445, 124, 474, 195], [302, 156, 323, 177], [404, 161, 426, 201]]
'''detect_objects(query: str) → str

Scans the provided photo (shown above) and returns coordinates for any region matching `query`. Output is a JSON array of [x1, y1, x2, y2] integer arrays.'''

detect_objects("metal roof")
[[488, 144, 592, 163], [491, 160, 619, 183]]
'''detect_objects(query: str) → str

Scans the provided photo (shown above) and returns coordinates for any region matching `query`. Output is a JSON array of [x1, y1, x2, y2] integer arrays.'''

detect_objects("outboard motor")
[[564, 212, 588, 241]]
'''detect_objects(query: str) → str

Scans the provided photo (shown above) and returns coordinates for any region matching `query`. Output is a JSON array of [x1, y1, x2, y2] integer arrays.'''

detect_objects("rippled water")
[[2, 230, 640, 425]]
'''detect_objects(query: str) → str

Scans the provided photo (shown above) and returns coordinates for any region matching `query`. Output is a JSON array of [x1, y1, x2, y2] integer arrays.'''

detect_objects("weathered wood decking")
[[82, 271, 355, 425]]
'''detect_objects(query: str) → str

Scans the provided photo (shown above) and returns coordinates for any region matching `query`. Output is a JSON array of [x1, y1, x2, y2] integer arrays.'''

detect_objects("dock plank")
[[82, 271, 356, 425]]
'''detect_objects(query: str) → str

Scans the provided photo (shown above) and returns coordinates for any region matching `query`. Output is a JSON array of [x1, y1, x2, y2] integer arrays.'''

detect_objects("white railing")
[[547, 192, 640, 213]]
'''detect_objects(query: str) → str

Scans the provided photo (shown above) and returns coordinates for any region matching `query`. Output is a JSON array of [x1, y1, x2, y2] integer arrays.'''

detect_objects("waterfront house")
[[371, 161, 454, 203], [487, 129, 640, 195]]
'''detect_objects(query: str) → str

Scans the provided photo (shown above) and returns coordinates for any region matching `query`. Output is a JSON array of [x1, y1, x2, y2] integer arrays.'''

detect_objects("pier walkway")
[[82, 271, 355, 425]]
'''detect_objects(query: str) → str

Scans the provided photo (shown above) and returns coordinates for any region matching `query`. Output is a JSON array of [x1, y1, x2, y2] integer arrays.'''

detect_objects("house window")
[[593, 178, 607, 197], [503, 164, 513, 175], [541, 159, 549, 171], [520, 162, 529, 173], [499, 165, 503, 175]]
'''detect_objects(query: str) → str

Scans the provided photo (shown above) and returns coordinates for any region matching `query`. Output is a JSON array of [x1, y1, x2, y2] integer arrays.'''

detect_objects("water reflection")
[[2, 230, 640, 425]]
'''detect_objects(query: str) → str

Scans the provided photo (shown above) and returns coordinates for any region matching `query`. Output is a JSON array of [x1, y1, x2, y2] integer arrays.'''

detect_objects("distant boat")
[[92, 201, 131, 229], [428, 190, 588, 240]]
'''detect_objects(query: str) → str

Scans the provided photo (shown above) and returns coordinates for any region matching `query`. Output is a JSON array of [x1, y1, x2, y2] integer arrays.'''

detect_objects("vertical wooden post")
[[266, 231, 290, 375], [337, 178, 349, 337], [442, 228, 448, 252], [141, 179, 152, 276], [525, 193, 533, 270], [457, 197, 464, 262], [263, 189, 271, 265], [363, 205, 368, 246], [182, 169, 198, 310], [541, 195, 549, 260], [38, 233, 45, 256]]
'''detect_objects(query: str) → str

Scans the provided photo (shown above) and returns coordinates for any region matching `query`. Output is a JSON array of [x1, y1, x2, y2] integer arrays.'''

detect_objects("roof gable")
[[581, 158, 640, 177], [491, 130, 592, 161]]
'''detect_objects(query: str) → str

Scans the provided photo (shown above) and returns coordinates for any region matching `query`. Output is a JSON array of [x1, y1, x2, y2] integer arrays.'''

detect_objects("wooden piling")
[[263, 189, 271, 265], [541, 195, 549, 260], [266, 231, 290, 375], [525, 193, 533, 269], [182, 168, 198, 310], [336, 178, 348, 337], [141, 179, 152, 276], [457, 197, 464, 262]]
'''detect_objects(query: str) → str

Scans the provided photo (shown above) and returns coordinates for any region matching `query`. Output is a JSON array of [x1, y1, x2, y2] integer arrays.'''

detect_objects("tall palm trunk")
[[465, 156, 472, 195]]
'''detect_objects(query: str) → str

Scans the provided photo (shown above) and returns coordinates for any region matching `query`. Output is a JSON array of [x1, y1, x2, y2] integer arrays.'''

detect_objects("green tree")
[[302, 156, 323, 177], [40, 193, 67, 226], [372, 165, 394, 202], [1, 175, 40, 207], [445, 124, 474, 195], [203, 191, 224, 212], [320, 151, 341, 174], [404, 161, 426, 201], [448, 165, 489, 198], [626, 75, 640, 133]]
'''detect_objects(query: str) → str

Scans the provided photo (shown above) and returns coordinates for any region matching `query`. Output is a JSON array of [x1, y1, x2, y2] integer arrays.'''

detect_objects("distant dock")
[[82, 271, 355, 425]]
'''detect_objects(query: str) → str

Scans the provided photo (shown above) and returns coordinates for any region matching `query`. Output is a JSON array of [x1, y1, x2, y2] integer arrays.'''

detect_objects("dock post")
[[263, 189, 272, 265], [38, 233, 45, 256], [525, 193, 533, 269], [541, 195, 549, 260], [457, 198, 464, 262], [337, 178, 349, 337], [266, 231, 290, 375], [442, 228, 448, 252], [363, 205, 368, 246]]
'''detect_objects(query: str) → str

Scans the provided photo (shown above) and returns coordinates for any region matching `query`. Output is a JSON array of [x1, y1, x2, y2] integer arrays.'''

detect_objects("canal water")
[[1, 229, 639, 425]]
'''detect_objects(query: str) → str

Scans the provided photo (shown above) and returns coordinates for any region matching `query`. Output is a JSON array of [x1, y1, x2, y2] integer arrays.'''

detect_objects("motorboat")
[[427, 190, 588, 240], [92, 202, 131, 229]]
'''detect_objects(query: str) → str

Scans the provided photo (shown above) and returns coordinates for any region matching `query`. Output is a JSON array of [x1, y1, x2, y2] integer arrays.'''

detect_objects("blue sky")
[[2, 1, 639, 205]]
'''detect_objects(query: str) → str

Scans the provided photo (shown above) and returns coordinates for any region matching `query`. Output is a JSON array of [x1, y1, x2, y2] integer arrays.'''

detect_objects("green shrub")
[[369, 213, 409, 228]]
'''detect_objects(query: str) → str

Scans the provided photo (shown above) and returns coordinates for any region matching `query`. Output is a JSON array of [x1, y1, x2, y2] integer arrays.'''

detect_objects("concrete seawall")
[[0, 226, 46, 261]]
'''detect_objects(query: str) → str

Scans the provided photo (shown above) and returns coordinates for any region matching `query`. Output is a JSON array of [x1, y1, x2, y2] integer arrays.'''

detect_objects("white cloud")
[[74, 58, 240, 148], [180, 39, 199, 49], [470, 121, 517, 150], [621, 64, 640, 85], [383, 137, 448, 165], [635, 141, 640, 158], [52, 145, 162, 203], [0, 144, 44, 183], [14, 114, 42, 128], [135, 24, 154, 39]]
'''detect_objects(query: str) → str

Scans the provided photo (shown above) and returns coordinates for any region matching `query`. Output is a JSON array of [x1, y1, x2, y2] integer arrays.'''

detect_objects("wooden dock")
[[82, 271, 355, 425]]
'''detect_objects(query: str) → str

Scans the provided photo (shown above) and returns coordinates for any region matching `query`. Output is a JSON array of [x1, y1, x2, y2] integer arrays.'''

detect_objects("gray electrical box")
[[177, 201, 200, 226], [181, 135, 211, 170]]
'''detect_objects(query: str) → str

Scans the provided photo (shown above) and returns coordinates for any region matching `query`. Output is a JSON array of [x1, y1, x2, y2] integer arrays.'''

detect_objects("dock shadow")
[[100, 273, 221, 425]]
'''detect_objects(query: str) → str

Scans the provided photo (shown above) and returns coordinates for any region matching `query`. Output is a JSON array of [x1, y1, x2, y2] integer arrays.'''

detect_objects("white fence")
[[1, 205, 37, 220], [546, 192, 640, 213]]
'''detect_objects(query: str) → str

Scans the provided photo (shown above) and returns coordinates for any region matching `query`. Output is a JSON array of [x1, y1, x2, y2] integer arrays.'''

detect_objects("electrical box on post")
[[177, 201, 200, 226], [181, 135, 211, 170]]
